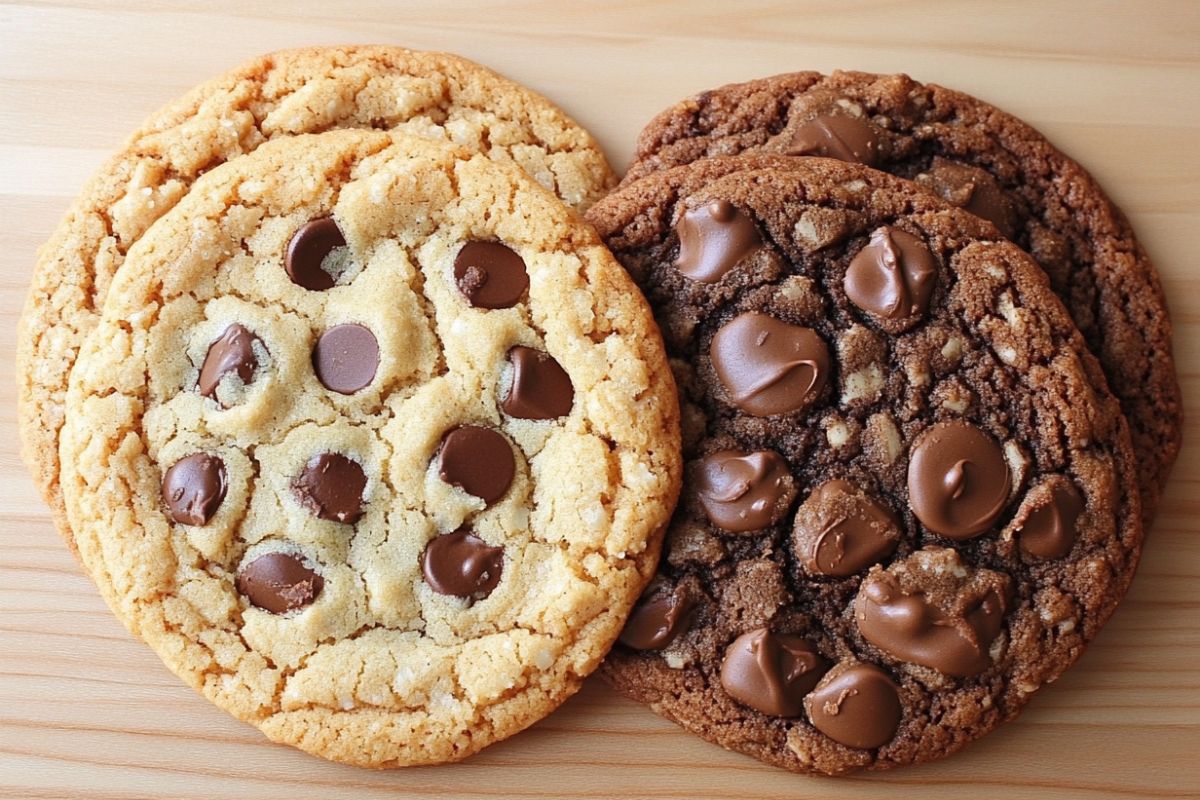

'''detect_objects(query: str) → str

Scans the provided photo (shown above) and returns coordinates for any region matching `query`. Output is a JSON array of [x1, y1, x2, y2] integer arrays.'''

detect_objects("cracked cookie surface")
[[21, 45, 617, 547], [623, 70, 1179, 523], [586, 155, 1141, 775], [59, 130, 678, 767]]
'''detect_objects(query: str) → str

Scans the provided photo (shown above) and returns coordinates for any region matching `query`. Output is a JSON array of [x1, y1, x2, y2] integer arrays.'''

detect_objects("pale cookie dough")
[[59, 131, 678, 767], [21, 45, 617, 548]]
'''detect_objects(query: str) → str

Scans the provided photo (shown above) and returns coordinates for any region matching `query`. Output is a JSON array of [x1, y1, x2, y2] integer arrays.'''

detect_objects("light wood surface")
[[2, 2, 1198, 798]]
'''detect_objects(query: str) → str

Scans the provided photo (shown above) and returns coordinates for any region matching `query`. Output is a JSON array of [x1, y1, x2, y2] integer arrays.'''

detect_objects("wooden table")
[[2, 2, 1197, 798]]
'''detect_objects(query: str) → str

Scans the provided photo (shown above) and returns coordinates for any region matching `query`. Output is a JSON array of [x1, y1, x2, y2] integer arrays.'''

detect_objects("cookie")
[[19, 44, 617, 550], [623, 70, 1179, 523], [586, 155, 1142, 774], [58, 130, 679, 766]]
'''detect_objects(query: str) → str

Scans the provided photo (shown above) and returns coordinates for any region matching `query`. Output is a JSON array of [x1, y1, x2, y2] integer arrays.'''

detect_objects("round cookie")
[[622, 70, 1179, 523], [586, 155, 1142, 775], [58, 130, 679, 767], [20, 44, 617, 549]]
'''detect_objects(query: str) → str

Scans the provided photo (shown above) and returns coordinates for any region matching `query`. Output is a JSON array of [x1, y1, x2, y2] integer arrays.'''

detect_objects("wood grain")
[[1, 2, 1198, 798]]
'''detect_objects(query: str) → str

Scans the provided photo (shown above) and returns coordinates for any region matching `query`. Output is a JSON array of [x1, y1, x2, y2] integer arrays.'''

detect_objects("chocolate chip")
[[619, 586, 698, 650], [453, 241, 529, 309], [236, 552, 324, 614], [719, 629, 828, 717], [501, 346, 574, 420], [312, 323, 380, 394], [844, 226, 937, 321], [285, 217, 347, 291], [695, 450, 796, 533], [161, 453, 227, 526], [1017, 480, 1085, 559], [421, 528, 504, 599], [292, 452, 367, 523], [907, 421, 1011, 539], [918, 157, 1018, 239], [793, 479, 901, 576], [804, 662, 902, 749], [855, 572, 1008, 677], [198, 324, 261, 401], [786, 114, 879, 166], [709, 312, 831, 417], [437, 426, 515, 504], [673, 200, 762, 282]]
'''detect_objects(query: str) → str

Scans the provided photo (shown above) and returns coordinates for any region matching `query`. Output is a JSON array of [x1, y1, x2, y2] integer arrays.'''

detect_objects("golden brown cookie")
[[60, 130, 677, 766]]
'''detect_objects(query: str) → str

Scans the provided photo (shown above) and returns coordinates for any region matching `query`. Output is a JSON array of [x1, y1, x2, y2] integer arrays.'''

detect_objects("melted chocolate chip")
[[908, 421, 1011, 539], [1017, 480, 1085, 559], [421, 529, 504, 599], [437, 426, 515, 504], [709, 312, 831, 417], [844, 226, 937, 321], [285, 217, 347, 291], [161, 453, 227, 526], [198, 324, 262, 401], [695, 450, 796, 533], [292, 453, 367, 523], [312, 323, 380, 394], [453, 241, 529, 309], [919, 157, 1018, 239], [673, 200, 762, 282], [719, 629, 828, 717], [804, 662, 902, 749], [501, 346, 574, 420], [787, 114, 880, 166], [619, 586, 698, 650], [855, 572, 1007, 677], [236, 552, 324, 614], [793, 479, 901, 576]]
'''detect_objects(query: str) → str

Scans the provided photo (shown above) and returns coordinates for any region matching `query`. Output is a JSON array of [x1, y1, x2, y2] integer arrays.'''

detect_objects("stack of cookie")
[[17, 46, 682, 767], [19, 51, 1178, 775], [588, 71, 1179, 774]]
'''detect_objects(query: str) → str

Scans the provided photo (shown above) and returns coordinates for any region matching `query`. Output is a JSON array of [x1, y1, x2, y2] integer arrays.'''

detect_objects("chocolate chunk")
[[236, 552, 324, 614], [907, 421, 1011, 539], [619, 586, 698, 650], [855, 572, 1007, 677], [421, 529, 504, 599], [786, 114, 879, 166], [673, 200, 762, 282], [709, 312, 831, 416], [804, 662, 902, 749], [1017, 480, 1085, 559], [285, 217, 347, 291], [719, 629, 828, 717], [437, 426, 515, 504], [292, 452, 367, 523], [312, 323, 379, 394], [844, 226, 937, 321], [501, 346, 574, 420], [453, 241, 529, 309], [918, 157, 1018, 239], [198, 323, 261, 401], [793, 479, 901, 576], [695, 450, 796, 533], [161, 453, 227, 526]]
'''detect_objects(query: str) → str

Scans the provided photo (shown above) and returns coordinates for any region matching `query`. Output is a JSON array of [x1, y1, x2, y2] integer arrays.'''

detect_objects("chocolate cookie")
[[586, 155, 1142, 774], [623, 70, 1179, 523], [58, 131, 679, 767], [19, 45, 617, 553]]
